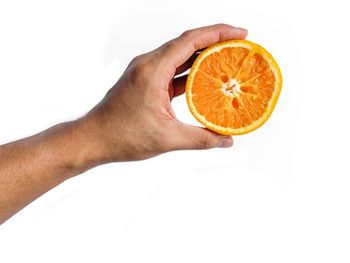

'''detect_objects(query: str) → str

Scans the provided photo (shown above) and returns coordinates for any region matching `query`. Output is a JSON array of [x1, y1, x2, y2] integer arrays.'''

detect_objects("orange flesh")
[[191, 47, 276, 129]]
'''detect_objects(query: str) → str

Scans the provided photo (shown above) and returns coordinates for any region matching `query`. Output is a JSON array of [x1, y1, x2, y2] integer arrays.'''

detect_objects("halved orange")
[[186, 39, 282, 135]]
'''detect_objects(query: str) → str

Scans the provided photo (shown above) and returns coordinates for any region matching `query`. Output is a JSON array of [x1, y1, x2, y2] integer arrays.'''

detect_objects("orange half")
[[186, 39, 282, 135]]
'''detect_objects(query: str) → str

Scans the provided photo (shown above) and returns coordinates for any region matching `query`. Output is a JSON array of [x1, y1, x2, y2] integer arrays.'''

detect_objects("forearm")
[[0, 118, 101, 224]]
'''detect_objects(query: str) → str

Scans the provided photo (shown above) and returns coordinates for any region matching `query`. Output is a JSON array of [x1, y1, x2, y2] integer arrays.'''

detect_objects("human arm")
[[0, 24, 247, 224]]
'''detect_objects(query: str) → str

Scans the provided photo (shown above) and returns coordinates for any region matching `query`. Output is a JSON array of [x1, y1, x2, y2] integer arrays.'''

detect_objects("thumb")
[[172, 122, 233, 150]]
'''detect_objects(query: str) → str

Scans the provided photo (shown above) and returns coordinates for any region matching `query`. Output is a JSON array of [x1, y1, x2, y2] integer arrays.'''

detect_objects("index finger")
[[159, 24, 248, 72]]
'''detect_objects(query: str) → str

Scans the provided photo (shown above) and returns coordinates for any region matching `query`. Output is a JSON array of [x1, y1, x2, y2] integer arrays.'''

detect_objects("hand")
[[82, 24, 248, 163], [0, 24, 247, 223]]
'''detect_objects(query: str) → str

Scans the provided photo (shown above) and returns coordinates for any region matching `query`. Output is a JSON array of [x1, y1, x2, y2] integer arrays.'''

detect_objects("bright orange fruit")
[[186, 39, 282, 135]]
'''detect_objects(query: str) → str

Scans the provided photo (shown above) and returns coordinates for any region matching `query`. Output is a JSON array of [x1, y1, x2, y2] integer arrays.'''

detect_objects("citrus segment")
[[186, 40, 282, 135]]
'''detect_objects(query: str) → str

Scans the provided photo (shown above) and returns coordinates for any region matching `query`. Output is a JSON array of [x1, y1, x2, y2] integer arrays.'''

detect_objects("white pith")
[[222, 78, 241, 97]]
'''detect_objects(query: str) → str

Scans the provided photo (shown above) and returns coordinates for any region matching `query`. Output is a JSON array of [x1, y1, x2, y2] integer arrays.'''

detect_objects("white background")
[[0, 0, 349, 262]]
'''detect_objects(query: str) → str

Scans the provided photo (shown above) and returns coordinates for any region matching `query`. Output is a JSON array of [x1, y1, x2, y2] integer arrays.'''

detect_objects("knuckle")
[[130, 54, 145, 64], [197, 136, 213, 150], [128, 53, 149, 71], [181, 29, 193, 39], [130, 59, 150, 78]]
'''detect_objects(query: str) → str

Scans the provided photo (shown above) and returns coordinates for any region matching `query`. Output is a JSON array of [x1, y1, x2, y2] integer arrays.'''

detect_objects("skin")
[[0, 24, 247, 224]]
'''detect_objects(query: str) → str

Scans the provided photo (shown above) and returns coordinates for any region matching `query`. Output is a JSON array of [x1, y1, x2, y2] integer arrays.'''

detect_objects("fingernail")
[[219, 138, 233, 148]]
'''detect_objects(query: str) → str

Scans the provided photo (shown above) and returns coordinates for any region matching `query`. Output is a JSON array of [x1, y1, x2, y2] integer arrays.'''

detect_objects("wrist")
[[45, 118, 106, 179], [64, 118, 107, 174]]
